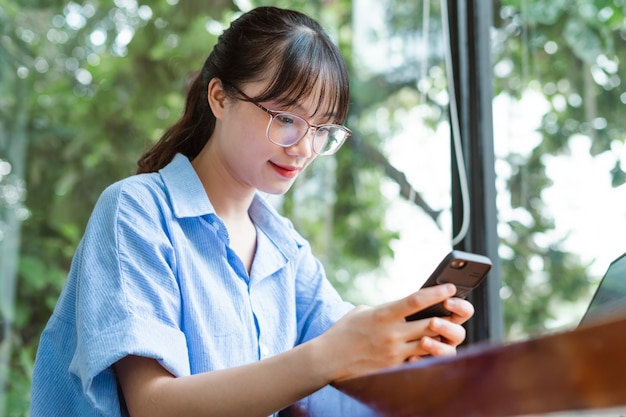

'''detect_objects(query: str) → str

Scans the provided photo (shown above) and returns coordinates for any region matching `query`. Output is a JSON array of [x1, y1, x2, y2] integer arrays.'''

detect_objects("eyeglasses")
[[229, 85, 351, 156]]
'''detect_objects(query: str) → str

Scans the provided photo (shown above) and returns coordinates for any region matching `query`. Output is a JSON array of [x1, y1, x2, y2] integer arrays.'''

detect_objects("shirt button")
[[260, 344, 270, 357]]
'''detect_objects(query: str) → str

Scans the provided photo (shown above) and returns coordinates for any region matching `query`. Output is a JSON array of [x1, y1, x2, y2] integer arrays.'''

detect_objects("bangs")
[[252, 29, 350, 123]]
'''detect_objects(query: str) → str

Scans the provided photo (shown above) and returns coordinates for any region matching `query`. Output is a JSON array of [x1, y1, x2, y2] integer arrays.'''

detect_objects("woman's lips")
[[270, 162, 301, 179]]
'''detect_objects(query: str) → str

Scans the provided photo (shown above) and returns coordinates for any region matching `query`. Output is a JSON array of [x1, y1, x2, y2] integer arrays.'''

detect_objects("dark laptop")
[[578, 252, 626, 327]]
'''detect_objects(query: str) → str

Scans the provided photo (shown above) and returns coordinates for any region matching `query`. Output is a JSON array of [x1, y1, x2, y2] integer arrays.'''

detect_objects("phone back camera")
[[450, 259, 467, 269]]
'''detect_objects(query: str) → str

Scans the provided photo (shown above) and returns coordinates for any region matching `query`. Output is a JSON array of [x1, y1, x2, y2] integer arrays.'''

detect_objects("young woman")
[[30, 6, 473, 417]]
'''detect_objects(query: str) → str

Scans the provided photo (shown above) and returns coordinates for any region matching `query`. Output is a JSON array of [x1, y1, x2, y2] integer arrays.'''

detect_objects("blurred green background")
[[1, 0, 625, 414]]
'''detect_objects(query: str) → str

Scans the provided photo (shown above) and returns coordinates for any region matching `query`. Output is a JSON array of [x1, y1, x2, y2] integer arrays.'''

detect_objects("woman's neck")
[[191, 143, 256, 222], [191, 145, 258, 273]]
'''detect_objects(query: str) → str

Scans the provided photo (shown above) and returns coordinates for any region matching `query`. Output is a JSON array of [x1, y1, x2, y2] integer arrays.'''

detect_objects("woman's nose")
[[286, 128, 315, 158]]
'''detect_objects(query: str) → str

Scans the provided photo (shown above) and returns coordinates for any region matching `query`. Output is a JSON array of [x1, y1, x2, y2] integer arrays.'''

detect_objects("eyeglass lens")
[[268, 113, 348, 155]]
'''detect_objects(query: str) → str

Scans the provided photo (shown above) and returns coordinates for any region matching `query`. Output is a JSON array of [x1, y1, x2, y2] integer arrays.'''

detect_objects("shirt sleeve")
[[68, 180, 190, 409]]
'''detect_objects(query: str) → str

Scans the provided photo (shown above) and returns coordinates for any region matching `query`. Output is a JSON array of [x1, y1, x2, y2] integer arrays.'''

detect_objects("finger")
[[443, 297, 475, 324], [428, 317, 467, 347], [403, 340, 430, 361], [420, 336, 458, 357], [379, 284, 457, 320]]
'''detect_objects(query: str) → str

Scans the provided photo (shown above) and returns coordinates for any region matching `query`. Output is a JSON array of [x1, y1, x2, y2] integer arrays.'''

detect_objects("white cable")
[[419, 0, 430, 103], [440, 0, 471, 246]]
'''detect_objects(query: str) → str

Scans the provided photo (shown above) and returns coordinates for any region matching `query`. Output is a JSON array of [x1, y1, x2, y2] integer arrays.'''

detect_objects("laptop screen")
[[579, 252, 626, 327]]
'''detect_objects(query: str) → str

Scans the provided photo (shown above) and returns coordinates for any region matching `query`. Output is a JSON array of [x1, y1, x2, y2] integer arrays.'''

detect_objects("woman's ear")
[[207, 78, 227, 119]]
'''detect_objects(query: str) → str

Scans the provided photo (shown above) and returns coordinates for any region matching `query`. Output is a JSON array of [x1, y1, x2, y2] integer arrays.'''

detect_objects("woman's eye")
[[276, 114, 295, 125]]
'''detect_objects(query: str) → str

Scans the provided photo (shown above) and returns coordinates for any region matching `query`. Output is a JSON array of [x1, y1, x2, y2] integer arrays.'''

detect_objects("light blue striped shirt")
[[30, 153, 353, 416]]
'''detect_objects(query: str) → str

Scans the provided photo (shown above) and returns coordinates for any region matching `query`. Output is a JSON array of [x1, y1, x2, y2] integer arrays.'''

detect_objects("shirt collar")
[[159, 153, 215, 218], [159, 153, 302, 258], [250, 194, 303, 258]]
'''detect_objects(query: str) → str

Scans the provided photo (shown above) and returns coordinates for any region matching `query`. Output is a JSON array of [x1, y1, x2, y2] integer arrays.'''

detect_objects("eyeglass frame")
[[226, 84, 351, 156]]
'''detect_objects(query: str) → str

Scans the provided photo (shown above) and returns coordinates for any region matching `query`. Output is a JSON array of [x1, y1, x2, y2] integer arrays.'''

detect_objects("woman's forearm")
[[116, 337, 333, 417]]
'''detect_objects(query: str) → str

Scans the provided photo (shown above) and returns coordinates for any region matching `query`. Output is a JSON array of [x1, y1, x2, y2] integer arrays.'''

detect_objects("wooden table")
[[284, 316, 626, 417]]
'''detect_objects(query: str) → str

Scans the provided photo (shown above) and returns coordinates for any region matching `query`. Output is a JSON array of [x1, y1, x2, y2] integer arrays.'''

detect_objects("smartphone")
[[405, 250, 492, 321]]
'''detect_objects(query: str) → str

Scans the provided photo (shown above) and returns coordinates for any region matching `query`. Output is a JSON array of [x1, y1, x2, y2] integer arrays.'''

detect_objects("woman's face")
[[210, 79, 334, 195]]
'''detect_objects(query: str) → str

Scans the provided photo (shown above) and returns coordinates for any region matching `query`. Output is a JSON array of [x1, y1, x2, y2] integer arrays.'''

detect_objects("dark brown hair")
[[137, 6, 350, 173]]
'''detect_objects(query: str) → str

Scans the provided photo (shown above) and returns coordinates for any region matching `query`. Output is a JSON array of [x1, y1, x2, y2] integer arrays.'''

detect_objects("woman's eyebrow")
[[282, 103, 339, 122]]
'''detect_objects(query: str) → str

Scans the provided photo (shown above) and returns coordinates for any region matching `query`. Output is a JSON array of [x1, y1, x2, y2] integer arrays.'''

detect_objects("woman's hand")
[[314, 283, 474, 382]]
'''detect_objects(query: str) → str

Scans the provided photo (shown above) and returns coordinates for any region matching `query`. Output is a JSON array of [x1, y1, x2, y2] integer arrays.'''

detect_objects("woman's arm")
[[116, 340, 330, 417], [116, 284, 473, 417]]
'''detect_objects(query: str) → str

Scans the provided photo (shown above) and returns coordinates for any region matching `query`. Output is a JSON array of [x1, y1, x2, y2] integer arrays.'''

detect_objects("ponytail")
[[136, 69, 215, 174]]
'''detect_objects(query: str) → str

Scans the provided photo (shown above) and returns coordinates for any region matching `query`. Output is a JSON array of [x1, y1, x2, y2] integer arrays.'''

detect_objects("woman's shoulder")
[[96, 172, 171, 218]]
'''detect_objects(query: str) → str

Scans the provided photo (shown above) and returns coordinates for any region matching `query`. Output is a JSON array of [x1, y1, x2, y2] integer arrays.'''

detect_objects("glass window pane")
[[493, 1, 626, 339]]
